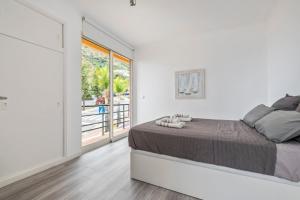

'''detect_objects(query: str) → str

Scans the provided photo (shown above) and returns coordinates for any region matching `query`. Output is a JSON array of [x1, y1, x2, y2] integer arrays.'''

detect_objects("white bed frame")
[[131, 149, 300, 200]]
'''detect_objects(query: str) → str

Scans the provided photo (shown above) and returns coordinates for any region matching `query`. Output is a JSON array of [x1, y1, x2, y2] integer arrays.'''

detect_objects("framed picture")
[[175, 69, 205, 99]]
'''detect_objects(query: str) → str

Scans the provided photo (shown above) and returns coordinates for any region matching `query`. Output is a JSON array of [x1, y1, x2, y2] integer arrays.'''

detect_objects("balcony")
[[81, 103, 130, 146]]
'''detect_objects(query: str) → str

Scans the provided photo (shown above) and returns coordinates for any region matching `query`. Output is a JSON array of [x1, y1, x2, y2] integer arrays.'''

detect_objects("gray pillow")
[[272, 94, 300, 111], [255, 111, 300, 143], [243, 104, 275, 127], [297, 104, 300, 112]]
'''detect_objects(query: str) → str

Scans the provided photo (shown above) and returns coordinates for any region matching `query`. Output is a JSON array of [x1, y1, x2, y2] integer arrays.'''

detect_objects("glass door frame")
[[110, 51, 132, 142], [81, 37, 132, 151]]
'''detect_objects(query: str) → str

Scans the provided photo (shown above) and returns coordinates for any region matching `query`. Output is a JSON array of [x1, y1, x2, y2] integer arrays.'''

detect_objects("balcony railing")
[[81, 103, 130, 135]]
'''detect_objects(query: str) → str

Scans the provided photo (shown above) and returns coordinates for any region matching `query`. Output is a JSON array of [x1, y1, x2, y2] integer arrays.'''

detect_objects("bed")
[[128, 118, 300, 200]]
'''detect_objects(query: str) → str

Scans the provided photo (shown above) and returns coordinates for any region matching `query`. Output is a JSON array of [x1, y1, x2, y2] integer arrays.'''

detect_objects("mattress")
[[275, 141, 300, 182], [128, 118, 300, 182]]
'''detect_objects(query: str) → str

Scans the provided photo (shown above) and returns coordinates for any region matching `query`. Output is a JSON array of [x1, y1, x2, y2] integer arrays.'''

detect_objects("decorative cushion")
[[297, 104, 300, 112], [243, 104, 275, 127], [255, 111, 300, 143], [272, 94, 300, 111]]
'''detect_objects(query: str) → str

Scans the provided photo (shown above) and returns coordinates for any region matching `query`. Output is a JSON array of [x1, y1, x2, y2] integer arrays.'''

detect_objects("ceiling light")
[[130, 0, 136, 6]]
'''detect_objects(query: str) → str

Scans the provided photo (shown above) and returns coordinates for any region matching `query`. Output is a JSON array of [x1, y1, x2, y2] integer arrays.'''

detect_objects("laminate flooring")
[[0, 138, 199, 200]]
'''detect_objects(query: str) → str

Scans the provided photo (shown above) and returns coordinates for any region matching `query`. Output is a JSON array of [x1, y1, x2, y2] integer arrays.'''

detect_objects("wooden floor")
[[0, 138, 199, 200]]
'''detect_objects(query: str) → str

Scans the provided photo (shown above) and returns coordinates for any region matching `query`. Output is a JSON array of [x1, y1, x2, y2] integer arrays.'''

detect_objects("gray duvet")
[[129, 118, 277, 176]]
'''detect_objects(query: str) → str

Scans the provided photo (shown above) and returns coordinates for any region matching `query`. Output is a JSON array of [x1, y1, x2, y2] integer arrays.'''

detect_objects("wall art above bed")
[[175, 69, 205, 99]]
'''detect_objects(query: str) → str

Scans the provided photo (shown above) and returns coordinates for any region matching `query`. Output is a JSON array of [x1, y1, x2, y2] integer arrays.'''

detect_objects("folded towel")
[[178, 117, 192, 122], [160, 116, 180, 123], [174, 114, 190, 118], [156, 117, 185, 129], [174, 114, 192, 122]]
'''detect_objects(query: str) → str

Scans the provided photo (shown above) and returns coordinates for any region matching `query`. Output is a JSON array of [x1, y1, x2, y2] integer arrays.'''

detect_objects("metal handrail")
[[81, 103, 129, 107], [81, 103, 130, 133]]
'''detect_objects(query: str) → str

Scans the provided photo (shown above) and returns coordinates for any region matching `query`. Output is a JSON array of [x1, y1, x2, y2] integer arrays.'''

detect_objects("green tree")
[[113, 75, 129, 127], [114, 76, 129, 98], [93, 66, 109, 100], [81, 57, 93, 108]]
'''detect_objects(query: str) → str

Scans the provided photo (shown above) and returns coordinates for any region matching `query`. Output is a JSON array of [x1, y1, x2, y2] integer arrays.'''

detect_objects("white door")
[[0, 0, 64, 180]]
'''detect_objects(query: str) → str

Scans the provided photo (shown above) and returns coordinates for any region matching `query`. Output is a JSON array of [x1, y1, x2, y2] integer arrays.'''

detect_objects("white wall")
[[134, 23, 269, 123], [24, 0, 82, 156], [267, 0, 300, 104]]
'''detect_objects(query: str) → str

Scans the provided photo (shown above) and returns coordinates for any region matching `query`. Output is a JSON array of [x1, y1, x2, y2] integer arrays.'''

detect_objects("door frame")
[[15, 0, 67, 156], [0, 0, 68, 188], [80, 36, 132, 151], [110, 50, 132, 142]]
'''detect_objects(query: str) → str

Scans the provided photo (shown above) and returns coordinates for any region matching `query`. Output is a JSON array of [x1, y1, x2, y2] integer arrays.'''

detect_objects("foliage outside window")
[[81, 43, 130, 106]]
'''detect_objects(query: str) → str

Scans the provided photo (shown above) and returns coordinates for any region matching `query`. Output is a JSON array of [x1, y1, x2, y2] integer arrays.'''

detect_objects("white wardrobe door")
[[0, 34, 63, 178], [0, 0, 63, 51]]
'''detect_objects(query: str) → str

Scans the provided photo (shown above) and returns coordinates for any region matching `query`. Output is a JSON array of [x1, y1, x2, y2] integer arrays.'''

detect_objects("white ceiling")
[[79, 0, 276, 47]]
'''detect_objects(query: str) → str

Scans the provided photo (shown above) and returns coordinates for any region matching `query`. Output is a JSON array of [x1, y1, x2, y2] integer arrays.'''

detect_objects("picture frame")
[[175, 69, 205, 99]]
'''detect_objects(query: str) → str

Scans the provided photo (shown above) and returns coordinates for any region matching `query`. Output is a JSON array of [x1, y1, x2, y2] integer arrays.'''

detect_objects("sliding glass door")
[[81, 38, 131, 147], [81, 39, 111, 147], [112, 53, 131, 139]]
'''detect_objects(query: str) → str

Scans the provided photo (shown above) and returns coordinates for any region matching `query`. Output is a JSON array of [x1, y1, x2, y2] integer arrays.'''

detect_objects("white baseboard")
[[0, 152, 82, 188]]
